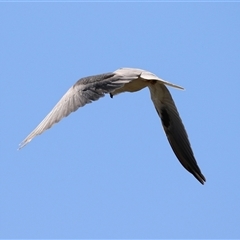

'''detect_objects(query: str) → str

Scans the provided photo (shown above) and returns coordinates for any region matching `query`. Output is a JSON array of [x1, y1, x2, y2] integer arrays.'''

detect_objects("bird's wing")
[[148, 82, 206, 184], [19, 72, 137, 149]]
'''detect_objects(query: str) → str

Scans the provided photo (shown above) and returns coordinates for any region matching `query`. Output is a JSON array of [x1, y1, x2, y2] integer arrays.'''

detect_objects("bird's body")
[[19, 68, 206, 184]]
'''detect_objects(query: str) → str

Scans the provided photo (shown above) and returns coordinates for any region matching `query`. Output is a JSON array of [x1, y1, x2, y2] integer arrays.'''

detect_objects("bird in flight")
[[19, 68, 206, 184]]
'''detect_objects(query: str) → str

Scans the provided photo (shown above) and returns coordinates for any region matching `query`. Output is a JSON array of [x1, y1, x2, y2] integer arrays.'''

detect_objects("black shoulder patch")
[[161, 107, 170, 128]]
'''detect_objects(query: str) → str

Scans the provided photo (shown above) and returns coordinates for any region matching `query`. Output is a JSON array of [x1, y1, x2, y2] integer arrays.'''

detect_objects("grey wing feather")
[[149, 83, 206, 184], [19, 72, 135, 149]]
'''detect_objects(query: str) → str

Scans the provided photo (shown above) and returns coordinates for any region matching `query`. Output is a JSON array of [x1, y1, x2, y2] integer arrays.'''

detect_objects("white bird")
[[19, 68, 206, 184]]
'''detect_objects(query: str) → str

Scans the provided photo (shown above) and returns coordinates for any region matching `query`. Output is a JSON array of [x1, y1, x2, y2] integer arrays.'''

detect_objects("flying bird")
[[19, 68, 206, 184]]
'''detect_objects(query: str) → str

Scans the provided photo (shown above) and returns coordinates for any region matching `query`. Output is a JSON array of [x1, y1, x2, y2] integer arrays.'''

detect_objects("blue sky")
[[1, 2, 240, 239]]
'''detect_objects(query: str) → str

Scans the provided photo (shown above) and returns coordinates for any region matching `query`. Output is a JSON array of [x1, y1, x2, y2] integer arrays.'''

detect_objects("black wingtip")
[[192, 171, 206, 185], [110, 93, 113, 98]]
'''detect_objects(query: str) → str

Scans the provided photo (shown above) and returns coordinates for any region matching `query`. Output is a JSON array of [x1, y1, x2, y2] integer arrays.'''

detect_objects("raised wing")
[[149, 82, 206, 184], [19, 72, 136, 149]]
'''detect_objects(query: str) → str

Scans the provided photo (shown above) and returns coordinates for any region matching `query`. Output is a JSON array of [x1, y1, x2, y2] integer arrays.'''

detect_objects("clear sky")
[[1, 2, 240, 239]]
